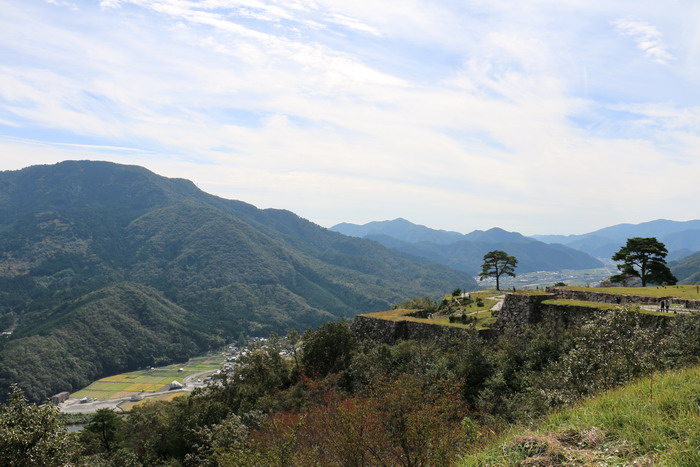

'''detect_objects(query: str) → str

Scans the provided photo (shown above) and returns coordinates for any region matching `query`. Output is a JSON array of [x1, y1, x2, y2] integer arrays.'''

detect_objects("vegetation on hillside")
[[670, 250, 700, 284], [0, 161, 473, 400], [7, 306, 694, 465], [0, 283, 216, 402], [463, 365, 700, 465]]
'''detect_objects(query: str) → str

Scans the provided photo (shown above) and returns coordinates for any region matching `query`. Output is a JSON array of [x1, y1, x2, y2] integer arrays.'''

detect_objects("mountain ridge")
[[331, 219, 603, 274], [0, 161, 475, 400], [533, 219, 700, 259]]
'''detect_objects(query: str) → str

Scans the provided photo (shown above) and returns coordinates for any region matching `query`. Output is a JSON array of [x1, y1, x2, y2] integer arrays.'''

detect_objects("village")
[[56, 336, 277, 417]]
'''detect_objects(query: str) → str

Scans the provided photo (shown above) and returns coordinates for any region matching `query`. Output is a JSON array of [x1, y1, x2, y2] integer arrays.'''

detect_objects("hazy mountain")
[[0, 161, 474, 400], [333, 220, 602, 274], [670, 252, 700, 285], [661, 229, 700, 254], [463, 227, 536, 244], [667, 249, 696, 262], [332, 218, 465, 245], [533, 219, 700, 259]]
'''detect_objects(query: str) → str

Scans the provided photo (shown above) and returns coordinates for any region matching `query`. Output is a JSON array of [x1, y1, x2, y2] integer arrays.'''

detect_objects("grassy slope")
[[462, 365, 700, 465]]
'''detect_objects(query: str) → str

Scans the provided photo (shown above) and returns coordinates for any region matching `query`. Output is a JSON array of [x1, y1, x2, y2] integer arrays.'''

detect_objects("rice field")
[[70, 352, 223, 400]]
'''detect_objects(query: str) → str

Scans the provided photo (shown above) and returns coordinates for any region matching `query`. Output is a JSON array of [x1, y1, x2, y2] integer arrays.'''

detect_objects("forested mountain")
[[0, 161, 474, 400], [332, 218, 465, 244], [533, 219, 700, 259], [670, 251, 700, 284], [331, 220, 602, 274]]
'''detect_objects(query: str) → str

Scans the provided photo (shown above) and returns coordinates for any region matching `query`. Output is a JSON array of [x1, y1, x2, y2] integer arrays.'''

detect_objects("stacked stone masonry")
[[352, 288, 690, 344], [547, 287, 700, 310]]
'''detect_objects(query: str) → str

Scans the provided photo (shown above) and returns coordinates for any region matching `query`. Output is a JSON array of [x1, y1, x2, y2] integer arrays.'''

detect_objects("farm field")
[[70, 353, 223, 400]]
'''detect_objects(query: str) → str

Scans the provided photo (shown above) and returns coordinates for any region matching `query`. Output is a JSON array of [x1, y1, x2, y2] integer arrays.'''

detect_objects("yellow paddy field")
[[71, 354, 223, 400]]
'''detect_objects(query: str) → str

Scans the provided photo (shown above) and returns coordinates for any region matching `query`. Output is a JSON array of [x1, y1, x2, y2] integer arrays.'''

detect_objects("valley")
[[475, 265, 616, 290], [0, 161, 473, 401], [0, 162, 697, 465], [59, 338, 271, 415]]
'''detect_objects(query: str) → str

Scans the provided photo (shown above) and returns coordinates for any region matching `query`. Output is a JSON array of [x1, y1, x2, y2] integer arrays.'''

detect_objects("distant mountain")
[[463, 227, 535, 244], [332, 218, 465, 245], [533, 219, 700, 259], [667, 249, 696, 262], [332, 220, 603, 274], [661, 229, 700, 254], [670, 252, 700, 285], [0, 161, 474, 400]]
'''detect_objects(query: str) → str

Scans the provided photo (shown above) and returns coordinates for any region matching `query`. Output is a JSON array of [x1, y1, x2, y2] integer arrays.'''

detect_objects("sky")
[[1, 1, 699, 235]]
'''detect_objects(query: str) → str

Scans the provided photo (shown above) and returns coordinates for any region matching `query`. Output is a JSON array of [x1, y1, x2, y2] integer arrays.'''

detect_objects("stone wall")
[[353, 288, 689, 345], [493, 291, 675, 335], [536, 304, 671, 333], [547, 287, 700, 310], [490, 293, 553, 334]]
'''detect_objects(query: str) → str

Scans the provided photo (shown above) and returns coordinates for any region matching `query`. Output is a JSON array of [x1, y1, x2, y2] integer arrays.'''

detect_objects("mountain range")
[[533, 219, 700, 260], [0, 161, 474, 400], [669, 252, 700, 284], [331, 219, 603, 274]]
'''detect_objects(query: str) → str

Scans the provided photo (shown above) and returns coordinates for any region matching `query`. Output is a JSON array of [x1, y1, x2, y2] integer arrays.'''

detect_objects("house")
[[50, 391, 70, 404], [169, 380, 183, 390]]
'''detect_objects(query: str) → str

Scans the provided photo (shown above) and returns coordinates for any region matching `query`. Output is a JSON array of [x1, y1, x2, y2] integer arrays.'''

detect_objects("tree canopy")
[[611, 237, 677, 287], [0, 385, 79, 466], [479, 250, 518, 291]]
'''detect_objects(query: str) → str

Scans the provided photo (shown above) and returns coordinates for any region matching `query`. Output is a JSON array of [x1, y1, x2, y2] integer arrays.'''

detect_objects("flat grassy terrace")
[[541, 299, 677, 316], [363, 308, 497, 331], [71, 354, 223, 400], [562, 285, 700, 299]]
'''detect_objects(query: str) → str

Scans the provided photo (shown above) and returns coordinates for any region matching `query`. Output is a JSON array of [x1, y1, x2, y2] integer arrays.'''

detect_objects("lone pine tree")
[[611, 237, 677, 287], [479, 250, 518, 291]]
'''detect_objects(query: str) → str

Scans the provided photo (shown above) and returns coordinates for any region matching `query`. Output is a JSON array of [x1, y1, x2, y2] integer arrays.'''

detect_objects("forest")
[[3, 301, 699, 466], [0, 161, 472, 401]]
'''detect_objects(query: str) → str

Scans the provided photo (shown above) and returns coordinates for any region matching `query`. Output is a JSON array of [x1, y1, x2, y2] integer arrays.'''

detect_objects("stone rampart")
[[353, 288, 689, 345], [536, 304, 670, 332], [491, 293, 553, 334], [547, 287, 700, 310], [493, 291, 676, 335]]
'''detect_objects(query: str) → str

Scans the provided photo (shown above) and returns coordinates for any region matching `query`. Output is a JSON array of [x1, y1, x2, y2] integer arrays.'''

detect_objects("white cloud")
[[614, 19, 675, 64], [1, 1, 699, 235]]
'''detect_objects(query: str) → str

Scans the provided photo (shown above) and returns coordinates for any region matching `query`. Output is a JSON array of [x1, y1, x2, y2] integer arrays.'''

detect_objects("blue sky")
[[1, 0, 699, 235]]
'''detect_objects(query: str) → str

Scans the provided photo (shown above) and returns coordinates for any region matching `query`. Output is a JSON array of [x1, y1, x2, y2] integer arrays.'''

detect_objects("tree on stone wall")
[[479, 250, 518, 291], [610, 237, 677, 287]]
